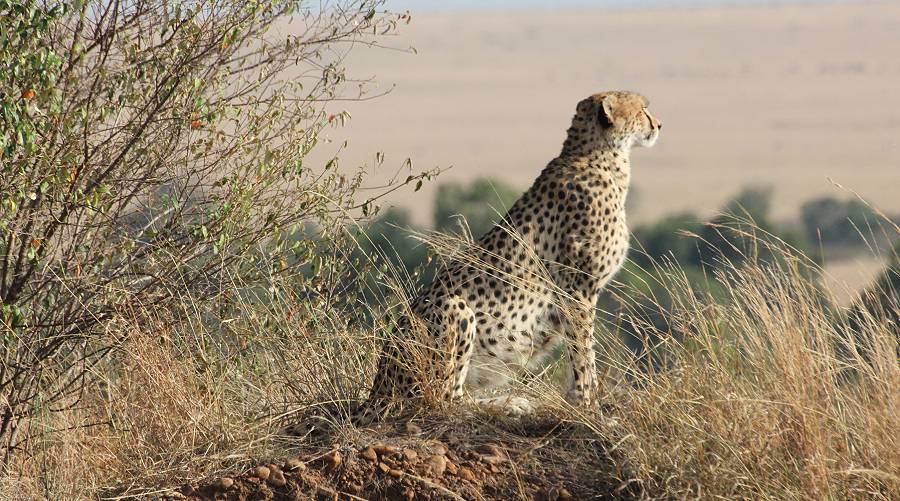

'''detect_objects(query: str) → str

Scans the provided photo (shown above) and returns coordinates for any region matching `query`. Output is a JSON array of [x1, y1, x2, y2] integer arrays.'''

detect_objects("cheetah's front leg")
[[444, 299, 535, 416], [560, 296, 598, 408]]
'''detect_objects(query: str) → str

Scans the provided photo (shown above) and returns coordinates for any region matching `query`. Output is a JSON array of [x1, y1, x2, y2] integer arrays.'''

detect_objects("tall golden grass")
[[1, 223, 896, 500]]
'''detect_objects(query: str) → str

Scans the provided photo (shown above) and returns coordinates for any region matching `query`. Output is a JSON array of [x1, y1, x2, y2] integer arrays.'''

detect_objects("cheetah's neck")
[[560, 148, 632, 191], [592, 150, 631, 189]]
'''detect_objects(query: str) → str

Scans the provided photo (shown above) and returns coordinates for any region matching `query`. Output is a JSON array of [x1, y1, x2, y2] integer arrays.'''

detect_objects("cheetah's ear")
[[598, 95, 616, 128]]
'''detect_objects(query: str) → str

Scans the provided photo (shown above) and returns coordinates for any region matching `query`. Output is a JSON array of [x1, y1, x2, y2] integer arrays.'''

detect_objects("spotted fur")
[[305, 91, 661, 431]]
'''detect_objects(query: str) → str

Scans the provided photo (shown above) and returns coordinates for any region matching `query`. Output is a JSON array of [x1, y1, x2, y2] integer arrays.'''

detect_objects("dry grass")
[[600, 262, 899, 499], [1, 227, 896, 500]]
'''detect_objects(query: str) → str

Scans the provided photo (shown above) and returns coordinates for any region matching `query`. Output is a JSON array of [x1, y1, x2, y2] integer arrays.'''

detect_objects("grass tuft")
[[2, 225, 897, 500]]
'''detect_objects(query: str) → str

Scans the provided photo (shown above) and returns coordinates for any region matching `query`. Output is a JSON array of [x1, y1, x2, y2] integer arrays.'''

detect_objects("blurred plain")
[[315, 0, 898, 225]]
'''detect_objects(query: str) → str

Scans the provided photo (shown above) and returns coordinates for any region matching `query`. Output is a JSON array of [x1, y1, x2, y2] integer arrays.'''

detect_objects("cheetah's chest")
[[601, 214, 629, 283]]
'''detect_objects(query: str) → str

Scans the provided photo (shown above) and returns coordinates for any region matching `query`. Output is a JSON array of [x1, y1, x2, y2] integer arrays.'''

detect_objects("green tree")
[[630, 212, 702, 269], [613, 186, 822, 363], [801, 196, 879, 247], [360, 207, 428, 275], [434, 178, 521, 238], [695, 186, 819, 268], [725, 185, 773, 220]]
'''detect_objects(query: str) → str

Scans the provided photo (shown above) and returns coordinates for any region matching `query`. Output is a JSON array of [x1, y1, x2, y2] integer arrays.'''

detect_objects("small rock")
[[213, 477, 234, 490], [427, 454, 447, 476], [378, 462, 391, 473], [267, 463, 281, 472], [323, 451, 342, 469], [269, 469, 287, 487], [476, 443, 502, 456], [402, 448, 418, 462], [372, 443, 397, 456], [316, 486, 337, 499], [404, 422, 423, 436], [252, 466, 271, 480], [426, 441, 447, 456], [360, 446, 378, 462], [480, 454, 505, 465], [347, 483, 363, 495], [403, 487, 416, 500], [458, 467, 476, 482], [285, 458, 306, 471], [388, 468, 404, 478], [541, 487, 573, 501], [445, 460, 458, 475]]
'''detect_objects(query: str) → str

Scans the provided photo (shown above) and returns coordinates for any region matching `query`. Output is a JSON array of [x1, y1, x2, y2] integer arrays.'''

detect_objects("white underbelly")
[[465, 300, 562, 390]]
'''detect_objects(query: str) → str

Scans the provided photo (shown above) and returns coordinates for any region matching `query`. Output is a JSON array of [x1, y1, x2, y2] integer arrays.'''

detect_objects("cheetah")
[[350, 91, 660, 427]]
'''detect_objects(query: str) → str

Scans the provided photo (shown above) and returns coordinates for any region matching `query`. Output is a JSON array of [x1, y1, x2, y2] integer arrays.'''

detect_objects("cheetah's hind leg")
[[350, 295, 477, 426], [348, 340, 404, 428], [444, 296, 476, 401], [287, 296, 479, 434]]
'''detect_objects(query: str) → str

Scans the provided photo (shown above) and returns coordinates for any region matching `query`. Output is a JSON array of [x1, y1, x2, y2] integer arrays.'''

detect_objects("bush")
[[0, 0, 419, 455], [434, 178, 520, 239]]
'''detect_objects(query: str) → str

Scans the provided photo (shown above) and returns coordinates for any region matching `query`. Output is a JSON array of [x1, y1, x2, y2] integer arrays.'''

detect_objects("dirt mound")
[[166, 419, 641, 500]]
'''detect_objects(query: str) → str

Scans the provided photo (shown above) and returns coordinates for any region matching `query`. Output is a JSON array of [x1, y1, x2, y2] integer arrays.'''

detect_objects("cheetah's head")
[[569, 91, 662, 150]]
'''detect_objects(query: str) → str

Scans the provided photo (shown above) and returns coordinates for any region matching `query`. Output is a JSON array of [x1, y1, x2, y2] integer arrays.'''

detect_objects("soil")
[[158, 418, 643, 501]]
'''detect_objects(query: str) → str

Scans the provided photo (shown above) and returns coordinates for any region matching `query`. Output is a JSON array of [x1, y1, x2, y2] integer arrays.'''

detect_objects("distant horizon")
[[385, 0, 872, 13]]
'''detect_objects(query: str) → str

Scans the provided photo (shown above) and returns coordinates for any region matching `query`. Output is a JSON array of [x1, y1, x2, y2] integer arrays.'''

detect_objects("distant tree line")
[[355, 178, 897, 358]]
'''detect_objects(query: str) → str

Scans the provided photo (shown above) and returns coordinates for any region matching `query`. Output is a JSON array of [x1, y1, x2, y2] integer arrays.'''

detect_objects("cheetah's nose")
[[657, 121, 663, 130]]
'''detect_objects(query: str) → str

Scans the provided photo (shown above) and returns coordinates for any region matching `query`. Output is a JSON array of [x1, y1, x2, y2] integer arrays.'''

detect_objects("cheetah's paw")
[[476, 395, 535, 417]]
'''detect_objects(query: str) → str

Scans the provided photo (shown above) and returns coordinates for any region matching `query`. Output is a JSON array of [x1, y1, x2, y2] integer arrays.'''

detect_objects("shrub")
[[0, 0, 420, 455]]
